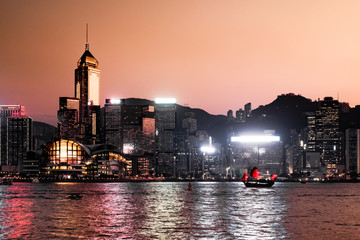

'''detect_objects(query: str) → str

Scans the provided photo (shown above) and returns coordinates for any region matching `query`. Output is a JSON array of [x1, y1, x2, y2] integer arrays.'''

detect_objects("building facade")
[[155, 99, 176, 177], [0, 105, 32, 172], [315, 97, 341, 169], [58, 33, 101, 144]]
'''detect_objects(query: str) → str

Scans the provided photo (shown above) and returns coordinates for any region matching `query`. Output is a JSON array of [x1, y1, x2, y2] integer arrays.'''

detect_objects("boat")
[[32, 178, 40, 183], [242, 167, 276, 188], [187, 183, 192, 191], [243, 179, 274, 188], [299, 178, 307, 184], [0, 178, 13, 185]]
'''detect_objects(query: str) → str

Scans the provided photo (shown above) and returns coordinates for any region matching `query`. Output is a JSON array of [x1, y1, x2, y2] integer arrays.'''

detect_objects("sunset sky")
[[2, 0, 360, 125]]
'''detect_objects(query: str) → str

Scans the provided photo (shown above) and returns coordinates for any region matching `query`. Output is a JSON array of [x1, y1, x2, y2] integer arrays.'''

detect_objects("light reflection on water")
[[2, 182, 357, 239]]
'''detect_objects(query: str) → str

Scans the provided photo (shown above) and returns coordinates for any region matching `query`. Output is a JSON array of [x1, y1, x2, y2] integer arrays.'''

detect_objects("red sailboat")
[[242, 167, 276, 188]]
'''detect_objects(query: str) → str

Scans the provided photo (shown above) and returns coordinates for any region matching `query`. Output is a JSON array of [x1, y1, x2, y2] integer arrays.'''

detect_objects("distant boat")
[[243, 179, 274, 188], [299, 178, 307, 184], [32, 178, 40, 183]]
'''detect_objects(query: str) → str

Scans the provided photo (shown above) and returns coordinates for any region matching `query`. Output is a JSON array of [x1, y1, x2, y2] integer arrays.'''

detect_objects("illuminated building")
[[58, 27, 101, 144], [230, 131, 283, 177], [305, 112, 316, 152], [155, 98, 176, 177], [315, 97, 341, 169], [57, 97, 79, 140], [104, 99, 122, 149], [182, 112, 197, 135], [120, 99, 155, 176], [6, 116, 33, 172], [41, 139, 128, 178], [0, 105, 27, 170], [75, 30, 100, 127]]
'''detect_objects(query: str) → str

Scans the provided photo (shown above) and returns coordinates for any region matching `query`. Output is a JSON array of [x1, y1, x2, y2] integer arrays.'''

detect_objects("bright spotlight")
[[110, 99, 121, 104], [200, 146, 216, 154], [231, 135, 280, 143], [155, 98, 176, 104]]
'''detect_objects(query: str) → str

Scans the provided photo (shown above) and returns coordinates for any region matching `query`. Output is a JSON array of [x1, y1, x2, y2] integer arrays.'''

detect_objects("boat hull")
[[243, 180, 274, 188]]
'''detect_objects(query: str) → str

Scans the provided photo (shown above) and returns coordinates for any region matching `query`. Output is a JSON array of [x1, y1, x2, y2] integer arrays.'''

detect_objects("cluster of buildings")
[[0, 39, 224, 180], [2, 37, 360, 181]]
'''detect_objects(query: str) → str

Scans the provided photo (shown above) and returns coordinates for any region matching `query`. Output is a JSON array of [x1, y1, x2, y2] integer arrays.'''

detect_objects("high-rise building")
[[75, 35, 101, 125], [106, 98, 155, 176], [315, 97, 341, 169], [236, 108, 245, 122], [182, 112, 197, 135], [155, 98, 176, 177], [58, 27, 101, 144], [345, 129, 360, 175], [7, 116, 33, 172], [0, 105, 26, 167], [57, 97, 79, 140], [104, 99, 122, 149], [244, 102, 252, 118]]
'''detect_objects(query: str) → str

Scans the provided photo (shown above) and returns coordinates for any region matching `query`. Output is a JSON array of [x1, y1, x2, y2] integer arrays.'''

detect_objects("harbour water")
[[0, 181, 359, 239]]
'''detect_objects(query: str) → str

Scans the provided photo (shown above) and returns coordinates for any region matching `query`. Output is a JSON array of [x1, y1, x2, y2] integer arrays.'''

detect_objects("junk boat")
[[242, 167, 276, 188], [243, 179, 275, 188]]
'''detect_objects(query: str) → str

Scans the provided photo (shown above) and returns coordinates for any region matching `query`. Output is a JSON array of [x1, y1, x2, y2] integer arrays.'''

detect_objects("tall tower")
[[74, 25, 101, 143], [0, 105, 26, 167], [155, 98, 176, 177], [315, 97, 340, 168]]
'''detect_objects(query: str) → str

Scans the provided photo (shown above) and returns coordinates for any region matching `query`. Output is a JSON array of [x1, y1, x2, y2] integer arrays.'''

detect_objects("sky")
[[2, 0, 360, 125]]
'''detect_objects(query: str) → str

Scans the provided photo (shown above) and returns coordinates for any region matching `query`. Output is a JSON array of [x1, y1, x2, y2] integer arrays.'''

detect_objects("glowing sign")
[[155, 98, 176, 104], [231, 135, 280, 143]]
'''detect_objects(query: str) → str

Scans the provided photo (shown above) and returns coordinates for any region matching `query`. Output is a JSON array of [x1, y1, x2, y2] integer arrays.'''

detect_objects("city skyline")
[[2, 0, 360, 125]]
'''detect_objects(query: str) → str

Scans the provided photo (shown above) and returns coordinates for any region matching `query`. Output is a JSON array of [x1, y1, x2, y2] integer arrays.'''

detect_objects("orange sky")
[[1, 0, 360, 125]]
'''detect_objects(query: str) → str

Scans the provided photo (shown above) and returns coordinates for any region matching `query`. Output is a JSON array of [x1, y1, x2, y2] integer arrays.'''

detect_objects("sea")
[[0, 181, 359, 239]]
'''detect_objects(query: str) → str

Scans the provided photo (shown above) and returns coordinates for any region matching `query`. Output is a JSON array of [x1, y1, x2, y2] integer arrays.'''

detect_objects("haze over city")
[[2, 0, 360, 125]]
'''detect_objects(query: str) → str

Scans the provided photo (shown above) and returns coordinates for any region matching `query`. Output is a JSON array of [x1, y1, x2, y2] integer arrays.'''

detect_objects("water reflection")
[[0, 182, 291, 239], [285, 183, 360, 240]]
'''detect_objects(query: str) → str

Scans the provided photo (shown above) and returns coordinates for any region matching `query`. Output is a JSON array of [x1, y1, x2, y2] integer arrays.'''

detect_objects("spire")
[[85, 23, 89, 51]]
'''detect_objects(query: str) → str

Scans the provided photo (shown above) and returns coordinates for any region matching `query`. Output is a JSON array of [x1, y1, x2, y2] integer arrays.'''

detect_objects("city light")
[[155, 98, 176, 104], [231, 135, 280, 143], [200, 146, 216, 154], [110, 98, 121, 104]]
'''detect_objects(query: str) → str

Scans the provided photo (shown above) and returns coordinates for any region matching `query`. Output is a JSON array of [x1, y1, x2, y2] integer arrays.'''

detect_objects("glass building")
[[41, 139, 128, 178]]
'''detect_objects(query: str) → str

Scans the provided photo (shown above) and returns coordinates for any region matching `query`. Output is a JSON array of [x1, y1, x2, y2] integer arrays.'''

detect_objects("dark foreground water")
[[0, 182, 360, 239]]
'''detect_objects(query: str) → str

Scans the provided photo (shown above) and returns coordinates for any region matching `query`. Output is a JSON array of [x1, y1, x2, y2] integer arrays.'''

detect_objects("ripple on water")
[[0, 182, 300, 239]]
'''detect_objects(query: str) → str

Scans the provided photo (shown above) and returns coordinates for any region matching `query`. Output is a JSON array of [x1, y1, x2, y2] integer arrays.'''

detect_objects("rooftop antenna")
[[85, 23, 89, 51]]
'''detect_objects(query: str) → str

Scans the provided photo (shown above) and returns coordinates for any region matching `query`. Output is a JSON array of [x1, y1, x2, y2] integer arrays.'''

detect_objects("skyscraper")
[[0, 105, 26, 167], [7, 116, 33, 172], [104, 99, 122, 149], [57, 97, 79, 140], [58, 27, 101, 144], [155, 98, 176, 177], [0, 105, 32, 172], [121, 99, 155, 176], [315, 97, 341, 169]]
